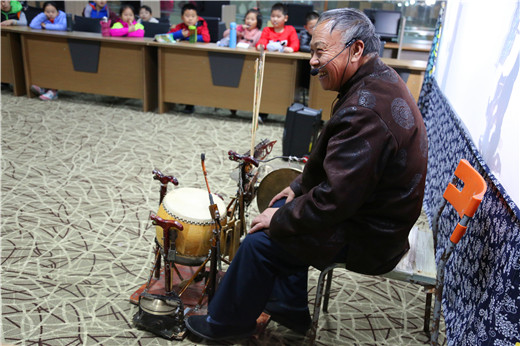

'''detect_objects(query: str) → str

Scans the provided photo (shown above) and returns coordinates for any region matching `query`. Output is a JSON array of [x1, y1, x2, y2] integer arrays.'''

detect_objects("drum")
[[156, 187, 227, 266], [256, 167, 302, 213]]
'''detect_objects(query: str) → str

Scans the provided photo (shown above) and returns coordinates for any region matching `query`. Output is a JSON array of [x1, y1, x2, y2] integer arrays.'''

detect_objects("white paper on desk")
[[155, 34, 177, 43]]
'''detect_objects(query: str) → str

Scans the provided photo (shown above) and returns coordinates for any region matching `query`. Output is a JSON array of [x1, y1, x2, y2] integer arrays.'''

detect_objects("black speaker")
[[282, 103, 322, 157]]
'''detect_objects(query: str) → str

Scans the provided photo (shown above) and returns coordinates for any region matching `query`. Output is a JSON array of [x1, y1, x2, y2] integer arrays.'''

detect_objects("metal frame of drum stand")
[[146, 169, 224, 309], [133, 140, 279, 340]]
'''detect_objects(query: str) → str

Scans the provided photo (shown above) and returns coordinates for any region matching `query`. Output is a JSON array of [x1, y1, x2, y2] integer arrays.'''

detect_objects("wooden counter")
[[1, 29, 26, 96], [2, 26, 157, 112], [152, 41, 308, 115], [382, 42, 431, 61], [1, 27, 427, 120]]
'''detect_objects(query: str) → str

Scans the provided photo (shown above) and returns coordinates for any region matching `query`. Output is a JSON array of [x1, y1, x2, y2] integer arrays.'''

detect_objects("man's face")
[[182, 9, 198, 27], [1, 0, 11, 12], [310, 22, 350, 91]]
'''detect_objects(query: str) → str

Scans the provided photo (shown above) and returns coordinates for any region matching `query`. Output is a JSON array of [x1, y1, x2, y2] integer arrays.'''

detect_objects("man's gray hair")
[[316, 8, 380, 56]]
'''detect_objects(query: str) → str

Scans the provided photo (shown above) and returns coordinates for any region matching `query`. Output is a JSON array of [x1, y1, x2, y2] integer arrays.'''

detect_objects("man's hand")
[[249, 208, 277, 234], [268, 186, 295, 207]]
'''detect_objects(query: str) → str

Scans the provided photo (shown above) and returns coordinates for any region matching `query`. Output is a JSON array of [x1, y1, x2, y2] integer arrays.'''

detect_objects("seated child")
[[138, 5, 158, 24], [110, 5, 144, 37], [1, 0, 27, 26], [83, 0, 118, 23], [256, 2, 299, 53], [220, 8, 262, 48], [168, 3, 210, 43], [29, 1, 66, 31], [299, 11, 319, 53], [29, 1, 66, 101]]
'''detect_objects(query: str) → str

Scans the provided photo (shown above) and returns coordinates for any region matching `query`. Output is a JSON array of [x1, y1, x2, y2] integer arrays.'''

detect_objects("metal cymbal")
[[139, 293, 181, 316], [256, 168, 302, 213]]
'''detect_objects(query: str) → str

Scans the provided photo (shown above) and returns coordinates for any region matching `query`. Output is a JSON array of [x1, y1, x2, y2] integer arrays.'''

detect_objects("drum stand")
[[132, 170, 187, 340]]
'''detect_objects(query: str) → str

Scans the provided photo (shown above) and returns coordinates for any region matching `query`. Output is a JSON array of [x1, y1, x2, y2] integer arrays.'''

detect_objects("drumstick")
[[200, 153, 214, 205], [250, 46, 266, 155], [251, 58, 259, 155]]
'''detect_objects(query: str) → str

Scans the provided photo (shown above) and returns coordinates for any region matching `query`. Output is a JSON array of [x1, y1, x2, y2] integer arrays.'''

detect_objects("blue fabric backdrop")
[[417, 77, 520, 345]]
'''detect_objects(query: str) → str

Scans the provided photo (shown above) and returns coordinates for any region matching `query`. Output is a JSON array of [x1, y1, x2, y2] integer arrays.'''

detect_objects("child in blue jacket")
[[29, 1, 66, 31], [29, 1, 66, 100]]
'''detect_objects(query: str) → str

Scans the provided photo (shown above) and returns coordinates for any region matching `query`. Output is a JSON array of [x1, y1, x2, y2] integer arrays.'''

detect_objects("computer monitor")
[[73, 16, 101, 33], [364, 9, 401, 42]]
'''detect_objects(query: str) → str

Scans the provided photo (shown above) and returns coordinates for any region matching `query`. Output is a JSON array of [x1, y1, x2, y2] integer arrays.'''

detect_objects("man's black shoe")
[[264, 301, 312, 335], [185, 314, 256, 341]]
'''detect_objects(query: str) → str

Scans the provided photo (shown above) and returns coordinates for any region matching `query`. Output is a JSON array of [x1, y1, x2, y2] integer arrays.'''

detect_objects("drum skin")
[[156, 187, 227, 266]]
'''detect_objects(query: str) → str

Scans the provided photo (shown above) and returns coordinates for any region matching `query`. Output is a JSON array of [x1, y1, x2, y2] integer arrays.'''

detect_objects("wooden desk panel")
[[157, 43, 300, 115], [308, 58, 426, 121], [12, 27, 157, 111], [1, 31, 26, 96]]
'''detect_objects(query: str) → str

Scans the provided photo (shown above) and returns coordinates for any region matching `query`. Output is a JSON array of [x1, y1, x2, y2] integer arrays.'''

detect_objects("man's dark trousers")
[[208, 229, 309, 328]]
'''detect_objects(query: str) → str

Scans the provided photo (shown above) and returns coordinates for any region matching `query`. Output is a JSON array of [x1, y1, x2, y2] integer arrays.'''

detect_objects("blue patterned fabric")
[[425, 1, 445, 82], [417, 77, 520, 345]]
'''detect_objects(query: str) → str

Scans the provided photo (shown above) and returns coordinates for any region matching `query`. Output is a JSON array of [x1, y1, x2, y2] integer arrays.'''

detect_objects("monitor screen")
[[365, 10, 401, 41]]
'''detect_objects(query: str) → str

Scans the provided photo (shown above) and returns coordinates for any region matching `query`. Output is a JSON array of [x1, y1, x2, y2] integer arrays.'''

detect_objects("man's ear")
[[350, 40, 365, 61]]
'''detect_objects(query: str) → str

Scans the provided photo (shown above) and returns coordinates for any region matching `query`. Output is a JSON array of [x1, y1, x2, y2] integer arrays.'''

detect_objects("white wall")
[[435, 0, 520, 206]]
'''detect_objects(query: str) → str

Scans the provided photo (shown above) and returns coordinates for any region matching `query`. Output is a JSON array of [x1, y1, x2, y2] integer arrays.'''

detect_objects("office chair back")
[[142, 22, 171, 38], [25, 6, 43, 25], [204, 16, 226, 43], [73, 16, 101, 33]]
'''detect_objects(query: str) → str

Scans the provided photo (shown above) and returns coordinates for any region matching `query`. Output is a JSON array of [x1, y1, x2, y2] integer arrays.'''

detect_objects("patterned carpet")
[[1, 90, 445, 345]]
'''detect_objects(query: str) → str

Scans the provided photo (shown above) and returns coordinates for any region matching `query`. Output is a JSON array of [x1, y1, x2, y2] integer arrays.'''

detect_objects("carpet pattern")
[[1, 90, 444, 345]]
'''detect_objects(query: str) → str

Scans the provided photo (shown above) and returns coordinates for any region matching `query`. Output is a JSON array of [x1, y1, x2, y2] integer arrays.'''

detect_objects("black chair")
[[24, 6, 42, 25], [204, 16, 226, 43], [194, 1, 229, 18], [158, 16, 170, 24], [142, 21, 171, 38], [73, 15, 101, 33], [286, 3, 314, 32]]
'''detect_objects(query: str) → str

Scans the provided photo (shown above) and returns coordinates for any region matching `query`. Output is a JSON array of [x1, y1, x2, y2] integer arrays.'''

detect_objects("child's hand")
[[128, 24, 136, 32], [283, 47, 294, 53], [182, 29, 190, 38], [0, 19, 15, 26], [256, 44, 264, 51], [41, 22, 46, 29]]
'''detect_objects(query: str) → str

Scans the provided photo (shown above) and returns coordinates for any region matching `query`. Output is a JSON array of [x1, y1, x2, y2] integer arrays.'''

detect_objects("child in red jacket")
[[168, 3, 210, 43], [256, 2, 299, 53]]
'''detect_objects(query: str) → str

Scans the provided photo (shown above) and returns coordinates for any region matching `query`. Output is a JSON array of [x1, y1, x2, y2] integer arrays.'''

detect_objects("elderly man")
[[185, 8, 428, 341]]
